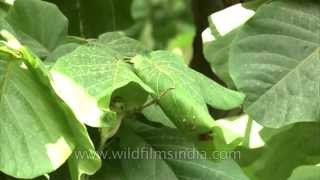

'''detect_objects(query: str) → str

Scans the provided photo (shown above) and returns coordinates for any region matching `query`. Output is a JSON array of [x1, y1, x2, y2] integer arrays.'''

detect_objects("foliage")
[[0, 0, 319, 180]]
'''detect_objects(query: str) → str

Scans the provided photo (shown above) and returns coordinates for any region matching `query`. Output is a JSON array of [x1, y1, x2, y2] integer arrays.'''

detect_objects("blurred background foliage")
[[40, 0, 244, 65], [45, 0, 196, 62], [0, 0, 243, 72]]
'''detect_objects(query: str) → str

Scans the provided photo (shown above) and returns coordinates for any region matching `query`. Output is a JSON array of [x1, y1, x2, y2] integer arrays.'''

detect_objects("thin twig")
[[138, 87, 175, 110]]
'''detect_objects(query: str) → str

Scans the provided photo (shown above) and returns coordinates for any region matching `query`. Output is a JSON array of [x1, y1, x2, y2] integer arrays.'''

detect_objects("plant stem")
[[243, 116, 253, 147], [138, 87, 175, 110]]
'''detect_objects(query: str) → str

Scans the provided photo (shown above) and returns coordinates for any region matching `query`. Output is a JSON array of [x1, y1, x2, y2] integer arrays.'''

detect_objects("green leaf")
[[0, 33, 101, 180], [132, 51, 215, 137], [0, 2, 9, 19], [132, 51, 244, 138], [229, 0, 320, 128], [142, 102, 176, 128], [4, 0, 68, 57], [191, 69, 245, 110], [136, 125, 248, 180], [288, 165, 320, 180], [45, 43, 80, 63], [92, 120, 249, 180], [203, 29, 239, 87], [242, 0, 270, 10], [0, 58, 75, 178], [119, 129, 179, 180], [242, 123, 320, 180], [203, 1, 259, 88], [51, 32, 153, 127], [95, 32, 148, 57]]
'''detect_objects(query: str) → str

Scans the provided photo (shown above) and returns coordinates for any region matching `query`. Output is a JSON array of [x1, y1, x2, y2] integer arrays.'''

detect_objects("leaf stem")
[[138, 87, 175, 110], [243, 116, 253, 147]]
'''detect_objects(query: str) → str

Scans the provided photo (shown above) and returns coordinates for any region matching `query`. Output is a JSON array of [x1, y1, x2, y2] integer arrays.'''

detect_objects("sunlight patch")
[[216, 114, 265, 148], [51, 71, 105, 127], [202, 28, 216, 43], [209, 4, 254, 36], [46, 137, 73, 169]]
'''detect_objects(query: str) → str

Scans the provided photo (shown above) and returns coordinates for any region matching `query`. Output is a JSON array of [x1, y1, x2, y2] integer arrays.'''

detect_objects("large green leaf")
[[91, 120, 249, 180], [119, 129, 179, 180], [51, 32, 153, 128], [288, 165, 320, 180], [0, 32, 101, 180], [136, 126, 248, 180], [4, 0, 68, 57], [240, 123, 320, 180], [0, 58, 75, 178], [229, 0, 320, 128], [132, 51, 244, 138], [202, 1, 259, 88]]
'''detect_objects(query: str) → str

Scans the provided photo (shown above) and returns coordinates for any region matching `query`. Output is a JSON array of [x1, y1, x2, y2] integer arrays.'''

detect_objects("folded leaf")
[[191, 69, 245, 110], [133, 51, 244, 138], [51, 32, 153, 127], [132, 51, 216, 136], [142, 101, 176, 128]]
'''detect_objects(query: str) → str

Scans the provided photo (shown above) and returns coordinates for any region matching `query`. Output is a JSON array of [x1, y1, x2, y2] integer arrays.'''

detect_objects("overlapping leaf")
[[203, 29, 239, 87], [51, 32, 153, 128], [132, 51, 244, 138], [203, 1, 258, 88], [91, 120, 249, 180], [142, 102, 176, 128], [229, 0, 320, 128]]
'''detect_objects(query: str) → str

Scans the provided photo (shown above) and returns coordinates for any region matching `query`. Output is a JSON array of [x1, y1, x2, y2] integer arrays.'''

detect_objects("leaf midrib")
[[247, 48, 320, 112]]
